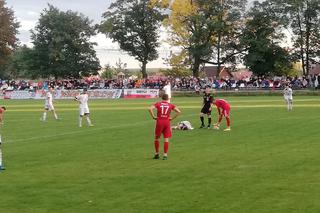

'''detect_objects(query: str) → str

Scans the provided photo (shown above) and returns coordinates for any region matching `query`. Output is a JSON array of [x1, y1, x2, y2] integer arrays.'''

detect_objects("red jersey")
[[0, 108, 4, 114], [215, 99, 230, 109], [154, 101, 176, 121]]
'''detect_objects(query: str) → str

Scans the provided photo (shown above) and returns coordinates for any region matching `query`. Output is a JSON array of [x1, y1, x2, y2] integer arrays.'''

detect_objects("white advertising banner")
[[123, 89, 159, 99], [55, 89, 122, 99], [2, 89, 123, 100]]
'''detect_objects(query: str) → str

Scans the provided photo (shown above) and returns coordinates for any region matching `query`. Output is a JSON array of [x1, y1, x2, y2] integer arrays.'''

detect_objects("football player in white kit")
[[162, 80, 172, 103], [75, 88, 93, 127], [41, 87, 59, 121], [283, 84, 293, 111]]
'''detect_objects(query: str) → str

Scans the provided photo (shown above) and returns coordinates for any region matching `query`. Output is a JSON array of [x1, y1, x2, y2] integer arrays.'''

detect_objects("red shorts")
[[155, 120, 172, 138], [222, 107, 231, 117]]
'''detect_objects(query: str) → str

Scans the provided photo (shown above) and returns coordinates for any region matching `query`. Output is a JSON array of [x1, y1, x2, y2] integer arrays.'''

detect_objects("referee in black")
[[200, 87, 214, 129]]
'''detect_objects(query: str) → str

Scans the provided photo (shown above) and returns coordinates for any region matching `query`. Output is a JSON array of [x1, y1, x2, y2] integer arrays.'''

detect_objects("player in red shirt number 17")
[[148, 94, 181, 160]]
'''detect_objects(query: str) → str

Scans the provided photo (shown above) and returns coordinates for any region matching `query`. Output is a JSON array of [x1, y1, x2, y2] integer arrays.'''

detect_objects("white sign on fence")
[[1, 89, 123, 100], [123, 89, 159, 99]]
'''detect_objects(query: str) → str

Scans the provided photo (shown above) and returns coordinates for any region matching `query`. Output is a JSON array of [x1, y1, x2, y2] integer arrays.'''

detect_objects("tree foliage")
[[161, 0, 247, 77], [241, 1, 292, 76], [31, 5, 100, 79], [160, 0, 214, 77], [200, 0, 248, 74], [0, 0, 20, 77], [271, 0, 320, 75], [100, 0, 165, 78], [4, 45, 39, 79], [101, 64, 116, 79]]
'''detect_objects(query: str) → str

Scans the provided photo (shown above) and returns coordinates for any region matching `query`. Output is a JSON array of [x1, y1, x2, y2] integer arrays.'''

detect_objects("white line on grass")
[[6, 104, 320, 112], [4, 121, 152, 144], [3, 110, 317, 144], [4, 114, 198, 144]]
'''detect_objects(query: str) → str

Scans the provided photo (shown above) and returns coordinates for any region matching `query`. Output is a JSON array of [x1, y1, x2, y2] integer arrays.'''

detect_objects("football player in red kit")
[[213, 99, 231, 131], [148, 94, 181, 160]]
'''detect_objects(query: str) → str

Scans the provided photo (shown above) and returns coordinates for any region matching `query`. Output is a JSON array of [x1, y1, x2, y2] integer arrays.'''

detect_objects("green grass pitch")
[[0, 96, 320, 213]]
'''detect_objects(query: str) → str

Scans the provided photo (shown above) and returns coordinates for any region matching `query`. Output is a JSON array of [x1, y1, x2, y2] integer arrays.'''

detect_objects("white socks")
[[54, 112, 58, 120], [43, 112, 47, 121], [79, 116, 83, 127], [79, 116, 93, 127], [86, 117, 92, 126]]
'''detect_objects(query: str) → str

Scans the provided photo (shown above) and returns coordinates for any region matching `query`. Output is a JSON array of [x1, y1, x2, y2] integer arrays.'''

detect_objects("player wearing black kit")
[[200, 87, 213, 129]]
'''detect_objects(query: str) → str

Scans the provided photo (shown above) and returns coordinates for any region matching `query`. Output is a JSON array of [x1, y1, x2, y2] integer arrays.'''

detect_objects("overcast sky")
[[6, 0, 258, 69]]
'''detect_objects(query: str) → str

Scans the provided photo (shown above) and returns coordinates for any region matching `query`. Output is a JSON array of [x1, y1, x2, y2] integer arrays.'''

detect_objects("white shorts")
[[284, 97, 293, 102], [79, 107, 90, 116], [45, 104, 54, 111]]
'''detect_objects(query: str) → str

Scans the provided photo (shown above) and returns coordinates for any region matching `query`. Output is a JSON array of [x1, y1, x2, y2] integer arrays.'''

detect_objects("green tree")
[[161, 0, 247, 77], [199, 0, 248, 76], [161, 0, 216, 77], [242, 1, 292, 76], [31, 5, 100, 79], [5, 45, 34, 79], [271, 0, 320, 75], [0, 0, 20, 77], [100, 0, 164, 78], [101, 64, 116, 79]]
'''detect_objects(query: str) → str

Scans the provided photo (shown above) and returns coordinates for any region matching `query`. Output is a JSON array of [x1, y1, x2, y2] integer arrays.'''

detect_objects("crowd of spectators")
[[1, 75, 320, 91]]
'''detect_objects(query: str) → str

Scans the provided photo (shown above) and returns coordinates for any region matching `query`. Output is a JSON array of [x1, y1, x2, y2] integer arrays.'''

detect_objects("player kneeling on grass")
[[172, 121, 194, 130], [148, 94, 181, 160], [41, 87, 59, 122], [200, 86, 214, 129], [283, 84, 293, 111], [75, 88, 94, 127], [0, 106, 6, 171], [213, 99, 231, 131]]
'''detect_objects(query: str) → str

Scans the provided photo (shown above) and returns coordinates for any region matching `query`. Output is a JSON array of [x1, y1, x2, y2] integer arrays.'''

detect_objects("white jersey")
[[283, 88, 293, 100], [76, 94, 89, 108], [177, 121, 194, 130], [44, 92, 54, 110], [45, 92, 53, 105], [163, 83, 171, 99], [76, 93, 90, 115]]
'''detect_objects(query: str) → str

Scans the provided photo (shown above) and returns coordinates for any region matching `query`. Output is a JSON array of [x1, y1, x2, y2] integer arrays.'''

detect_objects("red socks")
[[164, 142, 169, 154], [154, 140, 169, 155], [154, 140, 160, 153], [226, 117, 231, 127]]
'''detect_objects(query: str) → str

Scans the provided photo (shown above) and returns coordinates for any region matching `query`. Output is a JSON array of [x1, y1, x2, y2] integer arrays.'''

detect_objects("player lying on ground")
[[200, 86, 214, 129], [75, 88, 94, 127], [41, 87, 59, 122], [0, 106, 6, 171], [148, 94, 181, 160], [283, 84, 293, 111], [172, 121, 194, 130], [213, 99, 231, 131]]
